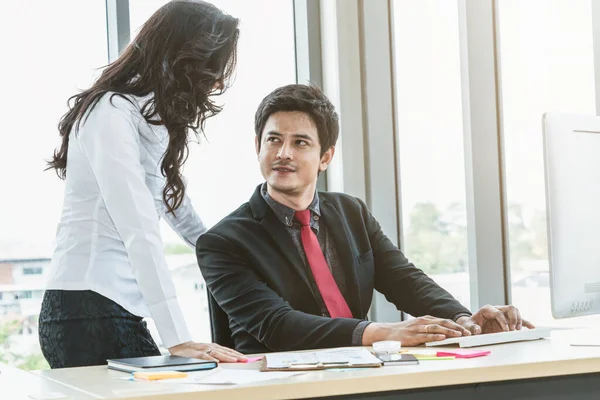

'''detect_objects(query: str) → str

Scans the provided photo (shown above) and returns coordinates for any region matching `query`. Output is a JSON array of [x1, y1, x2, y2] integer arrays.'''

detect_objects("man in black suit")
[[196, 84, 534, 354]]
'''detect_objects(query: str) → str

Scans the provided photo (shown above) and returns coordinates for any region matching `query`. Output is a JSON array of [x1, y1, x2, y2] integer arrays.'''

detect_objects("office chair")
[[206, 290, 235, 349]]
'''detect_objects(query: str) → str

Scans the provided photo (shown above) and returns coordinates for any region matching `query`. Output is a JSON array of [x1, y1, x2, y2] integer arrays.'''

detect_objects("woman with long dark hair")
[[39, 0, 246, 368]]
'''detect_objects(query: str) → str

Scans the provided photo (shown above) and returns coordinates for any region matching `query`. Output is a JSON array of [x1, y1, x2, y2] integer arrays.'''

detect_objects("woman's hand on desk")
[[362, 316, 472, 346], [455, 305, 535, 334], [168, 341, 247, 363]]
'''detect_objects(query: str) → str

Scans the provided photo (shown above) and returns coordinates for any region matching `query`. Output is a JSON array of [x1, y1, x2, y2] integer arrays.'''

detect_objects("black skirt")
[[38, 289, 161, 368]]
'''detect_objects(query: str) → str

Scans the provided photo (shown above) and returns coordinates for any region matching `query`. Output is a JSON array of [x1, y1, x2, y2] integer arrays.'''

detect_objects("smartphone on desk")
[[377, 354, 419, 366]]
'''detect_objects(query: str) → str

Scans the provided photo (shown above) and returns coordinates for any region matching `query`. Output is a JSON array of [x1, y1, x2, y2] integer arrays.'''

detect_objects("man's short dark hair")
[[254, 84, 339, 155]]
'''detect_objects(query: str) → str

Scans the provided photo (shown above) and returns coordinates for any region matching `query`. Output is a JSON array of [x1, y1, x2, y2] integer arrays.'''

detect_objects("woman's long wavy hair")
[[47, 0, 239, 214]]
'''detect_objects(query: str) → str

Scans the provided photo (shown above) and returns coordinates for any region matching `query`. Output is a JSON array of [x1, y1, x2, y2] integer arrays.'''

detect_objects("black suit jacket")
[[196, 185, 470, 354]]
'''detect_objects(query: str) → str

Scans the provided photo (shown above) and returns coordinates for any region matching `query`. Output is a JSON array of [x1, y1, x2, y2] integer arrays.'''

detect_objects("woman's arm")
[[159, 192, 207, 248]]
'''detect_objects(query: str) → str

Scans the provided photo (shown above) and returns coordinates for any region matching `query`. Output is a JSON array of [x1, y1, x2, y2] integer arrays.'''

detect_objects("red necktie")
[[295, 209, 353, 318]]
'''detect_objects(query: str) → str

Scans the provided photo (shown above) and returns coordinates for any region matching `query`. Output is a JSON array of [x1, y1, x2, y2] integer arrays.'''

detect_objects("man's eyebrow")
[[264, 131, 314, 141], [292, 133, 313, 141]]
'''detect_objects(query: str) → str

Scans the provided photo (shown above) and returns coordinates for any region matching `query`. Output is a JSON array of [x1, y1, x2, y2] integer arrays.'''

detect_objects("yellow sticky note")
[[133, 371, 188, 381], [415, 355, 455, 360], [404, 350, 456, 360]]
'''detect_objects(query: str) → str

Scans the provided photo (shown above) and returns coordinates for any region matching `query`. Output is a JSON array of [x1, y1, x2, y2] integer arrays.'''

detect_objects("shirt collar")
[[260, 183, 321, 229]]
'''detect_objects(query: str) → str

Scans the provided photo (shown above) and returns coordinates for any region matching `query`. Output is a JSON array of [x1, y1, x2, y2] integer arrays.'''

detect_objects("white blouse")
[[46, 92, 206, 348]]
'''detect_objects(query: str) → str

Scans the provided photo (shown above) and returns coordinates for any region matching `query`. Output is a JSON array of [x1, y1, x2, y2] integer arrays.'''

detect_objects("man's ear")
[[255, 135, 260, 156], [319, 146, 335, 172]]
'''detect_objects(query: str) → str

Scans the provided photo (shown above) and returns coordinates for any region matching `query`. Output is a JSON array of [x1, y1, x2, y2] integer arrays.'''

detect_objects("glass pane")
[[0, 1, 108, 369], [498, 0, 600, 327], [392, 0, 470, 309], [128, 0, 297, 345]]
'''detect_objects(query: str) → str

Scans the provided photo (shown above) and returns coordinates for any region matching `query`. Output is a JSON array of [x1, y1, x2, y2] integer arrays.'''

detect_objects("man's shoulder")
[[197, 202, 258, 245], [319, 191, 366, 210]]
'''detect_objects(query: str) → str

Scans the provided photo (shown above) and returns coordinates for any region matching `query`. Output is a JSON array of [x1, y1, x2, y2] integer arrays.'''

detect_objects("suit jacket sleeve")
[[197, 232, 364, 352], [360, 200, 472, 319]]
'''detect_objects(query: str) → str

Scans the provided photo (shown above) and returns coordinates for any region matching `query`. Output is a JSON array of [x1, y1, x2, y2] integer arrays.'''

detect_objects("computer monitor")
[[542, 112, 600, 319]]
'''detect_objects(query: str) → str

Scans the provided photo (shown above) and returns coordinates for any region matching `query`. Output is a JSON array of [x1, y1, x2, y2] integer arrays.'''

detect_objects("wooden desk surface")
[[34, 330, 600, 400], [0, 363, 93, 400]]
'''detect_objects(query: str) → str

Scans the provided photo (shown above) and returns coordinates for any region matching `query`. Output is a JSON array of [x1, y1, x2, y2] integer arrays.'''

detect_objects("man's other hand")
[[456, 305, 535, 334]]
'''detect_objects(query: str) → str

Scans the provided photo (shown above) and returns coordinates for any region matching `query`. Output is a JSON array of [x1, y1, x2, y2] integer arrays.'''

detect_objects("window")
[[497, 0, 600, 326], [128, 0, 297, 346], [18, 292, 33, 300], [0, 1, 108, 370], [0, 2, 108, 259], [391, 0, 470, 308], [22, 268, 43, 276]]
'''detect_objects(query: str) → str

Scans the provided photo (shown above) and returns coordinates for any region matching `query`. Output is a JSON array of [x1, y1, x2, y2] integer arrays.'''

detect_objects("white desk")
[[0, 363, 93, 400], [33, 331, 600, 400]]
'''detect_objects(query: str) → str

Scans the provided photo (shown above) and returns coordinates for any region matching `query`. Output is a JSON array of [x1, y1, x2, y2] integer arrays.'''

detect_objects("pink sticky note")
[[238, 356, 263, 363], [436, 349, 491, 359]]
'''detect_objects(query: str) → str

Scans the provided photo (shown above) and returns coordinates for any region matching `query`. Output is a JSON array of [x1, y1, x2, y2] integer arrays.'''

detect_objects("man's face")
[[256, 111, 334, 196]]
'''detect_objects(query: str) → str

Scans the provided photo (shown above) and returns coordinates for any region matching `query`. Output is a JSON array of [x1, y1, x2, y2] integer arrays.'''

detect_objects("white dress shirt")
[[46, 92, 206, 348]]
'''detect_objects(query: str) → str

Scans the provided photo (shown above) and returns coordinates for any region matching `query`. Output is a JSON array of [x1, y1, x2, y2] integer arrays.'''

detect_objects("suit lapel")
[[259, 213, 317, 290], [320, 199, 363, 318], [249, 185, 318, 296]]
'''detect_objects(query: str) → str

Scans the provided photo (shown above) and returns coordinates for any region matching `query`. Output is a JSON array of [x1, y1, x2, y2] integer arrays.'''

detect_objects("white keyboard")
[[425, 327, 552, 348]]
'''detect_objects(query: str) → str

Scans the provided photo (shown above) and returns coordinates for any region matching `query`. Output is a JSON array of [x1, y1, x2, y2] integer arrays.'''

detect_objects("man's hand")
[[362, 315, 471, 346], [168, 341, 247, 363], [456, 305, 535, 334]]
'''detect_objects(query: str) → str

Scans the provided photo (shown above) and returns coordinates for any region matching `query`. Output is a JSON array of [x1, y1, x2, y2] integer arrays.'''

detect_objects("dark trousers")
[[38, 290, 161, 368]]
